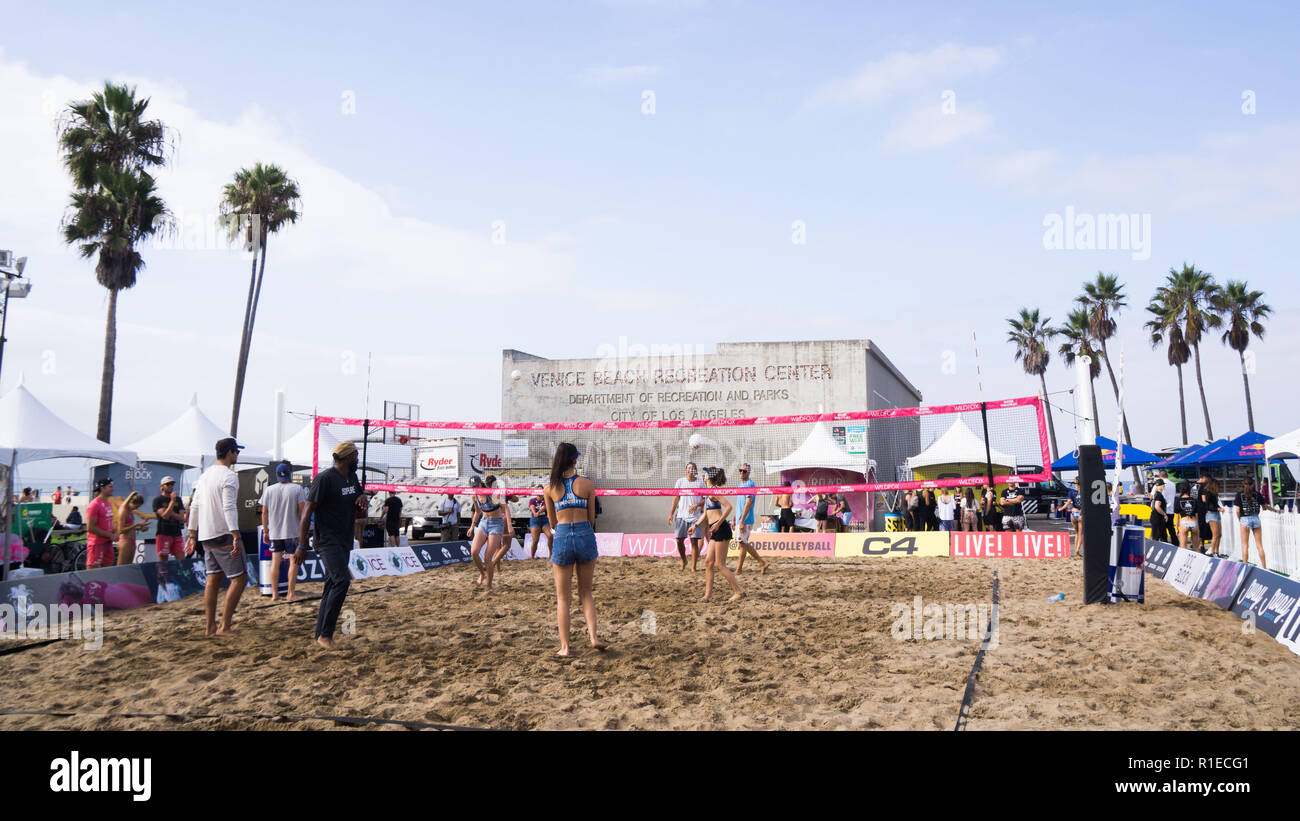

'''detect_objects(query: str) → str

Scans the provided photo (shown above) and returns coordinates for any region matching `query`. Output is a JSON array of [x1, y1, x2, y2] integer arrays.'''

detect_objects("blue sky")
[[2, 0, 1297, 485]]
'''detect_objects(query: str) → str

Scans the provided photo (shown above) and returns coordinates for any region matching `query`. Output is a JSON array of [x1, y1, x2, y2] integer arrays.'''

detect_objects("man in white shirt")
[[668, 462, 706, 572], [185, 437, 247, 637], [260, 461, 309, 602], [439, 493, 460, 542]]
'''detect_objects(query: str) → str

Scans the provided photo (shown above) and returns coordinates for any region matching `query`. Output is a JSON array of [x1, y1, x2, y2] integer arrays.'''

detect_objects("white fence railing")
[[1214, 508, 1300, 577]]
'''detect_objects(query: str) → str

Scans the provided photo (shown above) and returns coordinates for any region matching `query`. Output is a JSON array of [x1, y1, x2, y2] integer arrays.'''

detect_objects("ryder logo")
[[50, 751, 151, 801]]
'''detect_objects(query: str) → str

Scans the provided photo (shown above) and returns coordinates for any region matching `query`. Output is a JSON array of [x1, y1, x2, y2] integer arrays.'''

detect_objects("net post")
[[311, 412, 319, 479], [361, 419, 370, 493], [979, 401, 995, 488]]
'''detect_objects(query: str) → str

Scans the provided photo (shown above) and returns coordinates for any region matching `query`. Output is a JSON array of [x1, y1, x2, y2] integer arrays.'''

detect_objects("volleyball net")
[[313, 395, 1051, 498]]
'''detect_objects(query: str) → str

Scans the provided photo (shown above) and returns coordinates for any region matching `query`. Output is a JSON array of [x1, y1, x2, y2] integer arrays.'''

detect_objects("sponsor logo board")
[[949, 531, 1070, 559], [834, 532, 950, 558], [348, 547, 423, 579], [727, 532, 835, 558]]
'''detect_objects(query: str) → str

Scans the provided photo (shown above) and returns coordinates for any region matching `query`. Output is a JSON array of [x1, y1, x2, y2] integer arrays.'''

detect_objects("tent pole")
[[2, 451, 16, 580]]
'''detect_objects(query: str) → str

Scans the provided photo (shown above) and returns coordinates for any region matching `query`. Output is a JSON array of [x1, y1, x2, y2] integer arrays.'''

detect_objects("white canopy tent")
[[764, 422, 873, 475], [1266, 427, 1300, 461], [905, 418, 1015, 471], [0, 376, 138, 577], [123, 394, 229, 469]]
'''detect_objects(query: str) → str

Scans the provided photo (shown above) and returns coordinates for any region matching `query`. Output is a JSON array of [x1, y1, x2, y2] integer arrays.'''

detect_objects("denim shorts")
[[1206, 512, 1221, 524], [479, 517, 505, 536], [1241, 515, 1262, 529], [529, 516, 549, 529], [551, 521, 598, 566]]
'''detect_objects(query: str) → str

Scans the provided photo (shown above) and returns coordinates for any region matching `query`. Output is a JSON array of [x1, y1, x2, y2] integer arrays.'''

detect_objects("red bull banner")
[[950, 531, 1071, 558]]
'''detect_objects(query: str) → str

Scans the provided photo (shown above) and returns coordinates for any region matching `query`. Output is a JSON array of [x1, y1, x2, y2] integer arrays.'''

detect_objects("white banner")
[[415, 444, 458, 478], [349, 547, 423, 578], [1165, 549, 1211, 597]]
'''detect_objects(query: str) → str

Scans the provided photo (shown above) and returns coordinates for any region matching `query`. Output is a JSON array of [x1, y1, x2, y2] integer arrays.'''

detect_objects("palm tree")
[[1158, 264, 1222, 440], [58, 83, 171, 442], [1144, 292, 1191, 445], [219, 163, 302, 436], [1212, 280, 1270, 431], [1056, 308, 1102, 437], [1077, 273, 1140, 482], [1006, 308, 1059, 463]]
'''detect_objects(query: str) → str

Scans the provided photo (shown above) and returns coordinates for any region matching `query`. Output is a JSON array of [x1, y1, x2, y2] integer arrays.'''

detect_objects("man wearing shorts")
[[382, 491, 403, 547], [668, 462, 706, 571], [185, 437, 247, 637], [1000, 485, 1027, 532], [152, 476, 186, 561], [260, 461, 308, 602], [732, 464, 769, 574], [85, 478, 116, 568]]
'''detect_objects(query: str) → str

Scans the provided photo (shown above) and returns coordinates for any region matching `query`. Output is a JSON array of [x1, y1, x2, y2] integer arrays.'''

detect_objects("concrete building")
[[500, 339, 922, 534]]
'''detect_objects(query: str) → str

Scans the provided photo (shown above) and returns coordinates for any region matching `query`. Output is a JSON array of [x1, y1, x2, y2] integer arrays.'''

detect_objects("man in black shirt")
[[300, 440, 367, 650], [1000, 485, 1026, 531], [382, 492, 403, 547], [152, 476, 186, 561]]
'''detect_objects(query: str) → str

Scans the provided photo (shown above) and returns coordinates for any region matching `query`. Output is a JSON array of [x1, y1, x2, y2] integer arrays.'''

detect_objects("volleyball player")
[[544, 443, 606, 656], [695, 467, 744, 603], [527, 484, 553, 559], [475, 475, 511, 592]]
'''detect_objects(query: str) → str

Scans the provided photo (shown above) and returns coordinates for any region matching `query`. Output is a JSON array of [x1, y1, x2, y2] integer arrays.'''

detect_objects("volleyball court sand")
[[1, 557, 1296, 730]]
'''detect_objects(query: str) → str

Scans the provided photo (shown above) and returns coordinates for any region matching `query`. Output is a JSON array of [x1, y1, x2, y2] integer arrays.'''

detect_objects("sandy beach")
[[1, 556, 1296, 730]]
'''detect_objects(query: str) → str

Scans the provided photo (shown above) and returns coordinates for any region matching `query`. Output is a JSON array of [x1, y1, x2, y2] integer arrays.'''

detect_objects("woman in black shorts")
[[777, 482, 795, 532], [695, 467, 744, 602], [814, 493, 830, 532]]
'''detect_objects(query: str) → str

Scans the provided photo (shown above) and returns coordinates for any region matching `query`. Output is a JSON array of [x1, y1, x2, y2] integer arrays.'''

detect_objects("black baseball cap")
[[215, 437, 246, 457], [94, 477, 114, 491]]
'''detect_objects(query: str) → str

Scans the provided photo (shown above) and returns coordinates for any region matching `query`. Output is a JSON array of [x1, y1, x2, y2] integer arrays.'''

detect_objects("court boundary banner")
[[727, 532, 834, 558], [834, 532, 950, 558], [950, 531, 1070, 559]]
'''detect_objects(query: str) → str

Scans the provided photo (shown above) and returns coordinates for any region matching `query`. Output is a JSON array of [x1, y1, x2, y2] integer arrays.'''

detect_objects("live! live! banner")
[[616, 530, 1072, 558]]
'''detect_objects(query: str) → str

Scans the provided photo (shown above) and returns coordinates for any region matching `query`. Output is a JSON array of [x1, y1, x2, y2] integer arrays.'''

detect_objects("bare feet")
[[590, 640, 609, 651], [205, 626, 217, 637], [285, 593, 300, 602], [214, 626, 237, 637], [556, 647, 571, 657], [728, 592, 745, 603], [701, 594, 711, 602], [760, 562, 770, 575], [316, 636, 335, 650]]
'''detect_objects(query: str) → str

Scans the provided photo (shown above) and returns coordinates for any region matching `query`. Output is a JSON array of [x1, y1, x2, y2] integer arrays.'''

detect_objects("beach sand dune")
[[1, 557, 1295, 730]]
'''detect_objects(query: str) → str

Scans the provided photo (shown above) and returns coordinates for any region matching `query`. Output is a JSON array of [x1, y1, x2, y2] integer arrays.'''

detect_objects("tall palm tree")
[[1212, 280, 1270, 431], [1006, 308, 1059, 463], [1144, 292, 1191, 445], [1077, 273, 1140, 482], [219, 163, 302, 436], [58, 82, 171, 442], [1056, 308, 1102, 438], [1158, 263, 1222, 440]]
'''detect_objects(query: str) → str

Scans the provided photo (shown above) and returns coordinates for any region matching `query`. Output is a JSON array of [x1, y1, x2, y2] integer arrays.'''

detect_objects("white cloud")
[[810, 43, 1001, 107], [979, 149, 1063, 188], [0, 52, 576, 444], [882, 104, 994, 151], [580, 65, 661, 85]]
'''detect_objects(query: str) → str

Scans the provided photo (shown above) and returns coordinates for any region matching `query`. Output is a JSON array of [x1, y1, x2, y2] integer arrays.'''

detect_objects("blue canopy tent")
[[1157, 438, 1229, 469], [1052, 436, 1160, 470], [1188, 431, 1271, 465]]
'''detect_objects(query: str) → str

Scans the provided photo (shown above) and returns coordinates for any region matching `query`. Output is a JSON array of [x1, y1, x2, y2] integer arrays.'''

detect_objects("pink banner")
[[729, 532, 835, 558], [620, 534, 691, 558], [949, 531, 1071, 559]]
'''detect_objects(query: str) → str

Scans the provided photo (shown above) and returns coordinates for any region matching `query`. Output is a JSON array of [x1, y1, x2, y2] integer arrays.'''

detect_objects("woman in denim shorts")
[[544, 443, 607, 657], [1235, 477, 1272, 568]]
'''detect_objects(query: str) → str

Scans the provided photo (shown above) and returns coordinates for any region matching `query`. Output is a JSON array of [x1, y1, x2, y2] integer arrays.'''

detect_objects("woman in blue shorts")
[[1235, 477, 1271, 568], [544, 442, 607, 657], [471, 475, 512, 592]]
